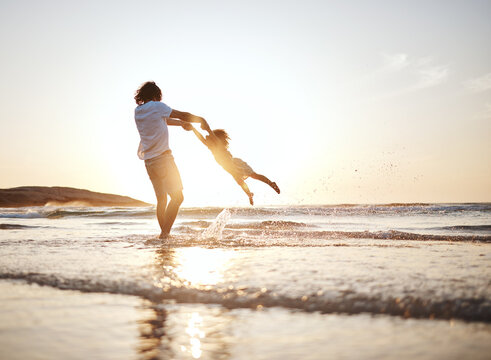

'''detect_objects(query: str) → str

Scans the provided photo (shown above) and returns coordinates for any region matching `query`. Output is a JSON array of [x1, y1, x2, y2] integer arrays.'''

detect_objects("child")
[[192, 124, 280, 205]]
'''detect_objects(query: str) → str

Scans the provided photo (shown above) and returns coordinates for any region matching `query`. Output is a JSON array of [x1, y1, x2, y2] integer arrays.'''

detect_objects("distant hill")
[[0, 186, 150, 207]]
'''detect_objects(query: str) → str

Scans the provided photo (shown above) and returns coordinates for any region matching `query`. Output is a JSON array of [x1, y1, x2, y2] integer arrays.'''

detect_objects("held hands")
[[181, 122, 193, 131], [200, 118, 211, 132], [181, 117, 209, 132]]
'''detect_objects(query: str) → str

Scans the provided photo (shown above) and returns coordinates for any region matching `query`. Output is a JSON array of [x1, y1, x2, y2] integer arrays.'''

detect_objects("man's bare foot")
[[159, 231, 170, 239], [271, 182, 280, 194], [248, 193, 254, 206]]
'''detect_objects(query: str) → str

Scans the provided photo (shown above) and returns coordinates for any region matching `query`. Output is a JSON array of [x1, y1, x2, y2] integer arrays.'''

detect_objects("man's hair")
[[134, 81, 162, 105], [213, 129, 230, 148]]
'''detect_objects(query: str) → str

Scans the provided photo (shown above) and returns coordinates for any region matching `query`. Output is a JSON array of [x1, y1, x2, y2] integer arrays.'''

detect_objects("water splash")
[[200, 209, 231, 240]]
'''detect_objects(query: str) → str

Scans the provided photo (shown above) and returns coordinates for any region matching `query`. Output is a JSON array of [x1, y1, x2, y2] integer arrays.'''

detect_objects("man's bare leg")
[[156, 194, 168, 238], [160, 191, 184, 238], [250, 173, 280, 194]]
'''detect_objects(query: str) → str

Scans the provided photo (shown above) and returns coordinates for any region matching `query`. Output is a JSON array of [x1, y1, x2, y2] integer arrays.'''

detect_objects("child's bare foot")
[[271, 182, 280, 194], [248, 193, 254, 206]]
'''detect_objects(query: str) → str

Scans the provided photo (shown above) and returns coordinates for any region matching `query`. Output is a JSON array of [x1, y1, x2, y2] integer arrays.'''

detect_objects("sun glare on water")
[[174, 247, 234, 288]]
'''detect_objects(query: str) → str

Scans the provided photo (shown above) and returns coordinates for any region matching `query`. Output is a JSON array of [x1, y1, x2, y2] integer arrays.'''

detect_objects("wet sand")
[[2, 280, 491, 360]]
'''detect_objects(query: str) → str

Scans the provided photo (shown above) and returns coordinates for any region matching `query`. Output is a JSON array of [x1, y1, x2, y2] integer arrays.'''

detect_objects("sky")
[[0, 0, 490, 206]]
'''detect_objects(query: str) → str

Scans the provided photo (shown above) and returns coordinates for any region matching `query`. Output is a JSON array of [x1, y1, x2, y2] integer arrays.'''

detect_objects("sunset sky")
[[0, 0, 490, 206]]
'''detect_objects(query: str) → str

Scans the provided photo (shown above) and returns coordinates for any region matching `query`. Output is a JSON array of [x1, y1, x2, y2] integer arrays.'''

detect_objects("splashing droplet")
[[200, 209, 231, 240]]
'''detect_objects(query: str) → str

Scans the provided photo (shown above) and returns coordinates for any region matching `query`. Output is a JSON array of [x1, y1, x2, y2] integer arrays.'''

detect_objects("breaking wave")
[[0, 208, 155, 219], [180, 203, 491, 217], [432, 225, 491, 232], [123, 229, 490, 248], [1, 203, 489, 219], [2, 272, 489, 323], [217, 229, 491, 244], [181, 220, 315, 230]]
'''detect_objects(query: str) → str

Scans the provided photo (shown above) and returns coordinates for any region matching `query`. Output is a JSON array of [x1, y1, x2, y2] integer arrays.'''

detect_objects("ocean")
[[0, 203, 490, 359]]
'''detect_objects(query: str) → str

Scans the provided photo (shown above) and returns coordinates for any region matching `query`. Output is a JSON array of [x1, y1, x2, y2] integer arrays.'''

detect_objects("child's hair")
[[212, 129, 230, 148], [134, 81, 162, 105]]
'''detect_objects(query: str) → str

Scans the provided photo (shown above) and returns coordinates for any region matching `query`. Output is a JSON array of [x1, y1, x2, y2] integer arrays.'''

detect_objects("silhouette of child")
[[192, 125, 280, 205]]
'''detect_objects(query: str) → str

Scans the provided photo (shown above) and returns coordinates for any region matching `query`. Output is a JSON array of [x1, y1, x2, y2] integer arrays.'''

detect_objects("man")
[[134, 81, 207, 238]]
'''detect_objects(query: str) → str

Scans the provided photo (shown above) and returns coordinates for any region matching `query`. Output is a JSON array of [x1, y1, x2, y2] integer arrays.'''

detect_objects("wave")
[[180, 220, 212, 227], [216, 229, 491, 244], [1, 203, 489, 219], [91, 221, 143, 226], [227, 220, 316, 230], [1, 272, 489, 323], [180, 207, 281, 217], [292, 204, 491, 217], [180, 220, 315, 230], [0, 223, 41, 230], [114, 229, 491, 250], [46, 208, 156, 219], [178, 204, 491, 217], [432, 225, 491, 232], [0, 210, 45, 219], [0, 207, 156, 219]]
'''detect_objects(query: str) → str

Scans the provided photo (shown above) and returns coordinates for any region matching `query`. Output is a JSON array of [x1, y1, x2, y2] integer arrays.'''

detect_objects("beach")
[[1, 204, 490, 359], [1, 0, 490, 358]]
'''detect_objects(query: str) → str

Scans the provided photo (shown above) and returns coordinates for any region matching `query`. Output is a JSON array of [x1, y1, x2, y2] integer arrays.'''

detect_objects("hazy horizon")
[[1, 1, 490, 207]]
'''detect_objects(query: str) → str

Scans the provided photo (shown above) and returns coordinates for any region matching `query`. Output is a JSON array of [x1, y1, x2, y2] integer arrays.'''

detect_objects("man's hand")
[[182, 122, 193, 131]]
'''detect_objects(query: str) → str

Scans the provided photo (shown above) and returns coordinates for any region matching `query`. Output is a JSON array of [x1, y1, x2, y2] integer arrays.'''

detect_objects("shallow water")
[[0, 204, 490, 358]]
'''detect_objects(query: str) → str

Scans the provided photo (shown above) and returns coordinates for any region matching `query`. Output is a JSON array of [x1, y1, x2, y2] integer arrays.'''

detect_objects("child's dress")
[[210, 145, 254, 180], [232, 158, 254, 179]]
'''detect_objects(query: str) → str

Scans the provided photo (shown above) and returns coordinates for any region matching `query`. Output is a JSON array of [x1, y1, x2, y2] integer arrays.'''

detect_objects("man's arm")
[[169, 109, 204, 124], [166, 118, 193, 130], [169, 109, 211, 131], [167, 118, 190, 127]]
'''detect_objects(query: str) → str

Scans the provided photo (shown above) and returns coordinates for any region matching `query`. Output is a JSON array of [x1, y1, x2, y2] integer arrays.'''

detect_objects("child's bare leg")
[[234, 177, 254, 205], [250, 173, 280, 194]]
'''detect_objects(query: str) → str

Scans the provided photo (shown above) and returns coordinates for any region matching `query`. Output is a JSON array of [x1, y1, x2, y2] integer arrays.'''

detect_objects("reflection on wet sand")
[[137, 303, 233, 359], [137, 302, 169, 360], [184, 312, 204, 358], [137, 246, 234, 359]]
